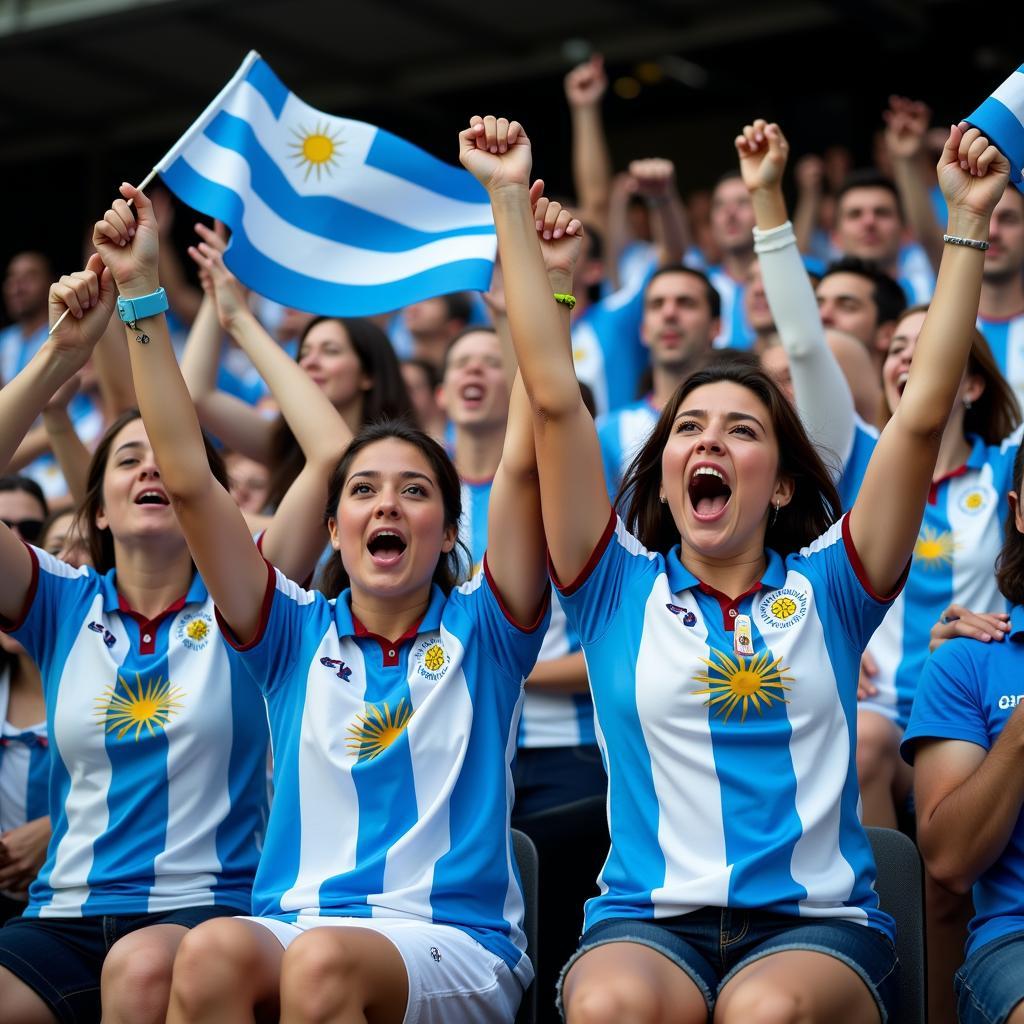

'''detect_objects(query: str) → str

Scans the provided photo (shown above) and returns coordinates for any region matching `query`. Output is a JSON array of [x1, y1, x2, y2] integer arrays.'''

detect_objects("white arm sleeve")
[[754, 220, 856, 476]]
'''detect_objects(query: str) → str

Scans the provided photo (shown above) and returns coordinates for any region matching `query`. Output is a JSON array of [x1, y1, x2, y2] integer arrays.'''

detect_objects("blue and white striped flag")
[[966, 64, 1024, 193], [155, 51, 496, 315]]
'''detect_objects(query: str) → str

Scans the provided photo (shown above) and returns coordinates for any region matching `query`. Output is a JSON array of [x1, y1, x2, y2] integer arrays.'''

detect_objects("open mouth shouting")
[[134, 488, 170, 508], [459, 382, 486, 410], [366, 527, 408, 568], [688, 464, 732, 522]]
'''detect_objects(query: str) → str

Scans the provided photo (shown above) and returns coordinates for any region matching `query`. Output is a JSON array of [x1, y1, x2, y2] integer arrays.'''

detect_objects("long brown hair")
[[73, 410, 228, 573], [883, 304, 1021, 443], [316, 419, 470, 599], [996, 445, 1024, 606], [266, 318, 415, 510], [618, 360, 841, 557]]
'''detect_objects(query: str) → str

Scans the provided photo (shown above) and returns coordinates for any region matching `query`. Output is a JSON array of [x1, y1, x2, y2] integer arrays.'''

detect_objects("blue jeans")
[[512, 744, 606, 818], [557, 908, 898, 1022], [955, 930, 1024, 1024], [0, 904, 242, 1023]]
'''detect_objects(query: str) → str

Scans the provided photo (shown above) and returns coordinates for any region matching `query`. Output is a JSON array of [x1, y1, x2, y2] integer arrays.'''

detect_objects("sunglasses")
[[2, 518, 44, 543]]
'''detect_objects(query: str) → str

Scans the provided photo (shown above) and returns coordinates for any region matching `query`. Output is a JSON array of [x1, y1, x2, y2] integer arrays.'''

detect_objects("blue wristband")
[[117, 287, 168, 327]]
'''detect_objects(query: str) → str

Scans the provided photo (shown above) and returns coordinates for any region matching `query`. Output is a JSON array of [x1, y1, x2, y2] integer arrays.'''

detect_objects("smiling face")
[[883, 310, 982, 417], [94, 418, 183, 550], [328, 437, 457, 602], [661, 380, 793, 560], [298, 319, 371, 409], [439, 330, 510, 431]]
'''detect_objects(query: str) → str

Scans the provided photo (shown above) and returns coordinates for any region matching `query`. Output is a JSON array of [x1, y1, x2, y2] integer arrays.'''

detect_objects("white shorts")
[[242, 915, 522, 1024]]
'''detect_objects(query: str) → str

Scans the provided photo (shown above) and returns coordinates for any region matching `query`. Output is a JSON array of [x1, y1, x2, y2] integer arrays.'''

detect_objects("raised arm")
[[736, 120, 855, 465], [179, 230, 276, 464], [848, 125, 1010, 595], [460, 116, 611, 585], [630, 158, 688, 268], [884, 95, 945, 274], [188, 229, 352, 582], [486, 184, 586, 624], [792, 154, 825, 255], [564, 56, 611, 234], [93, 184, 268, 642], [0, 258, 115, 620], [41, 375, 91, 505]]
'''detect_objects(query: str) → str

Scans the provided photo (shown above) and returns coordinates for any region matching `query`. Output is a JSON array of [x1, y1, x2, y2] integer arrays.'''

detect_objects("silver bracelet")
[[943, 233, 989, 251]]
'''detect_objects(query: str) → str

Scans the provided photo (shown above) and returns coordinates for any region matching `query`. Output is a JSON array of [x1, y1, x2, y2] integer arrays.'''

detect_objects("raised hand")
[[627, 158, 677, 201], [564, 55, 607, 108], [529, 180, 584, 284], [92, 183, 160, 298], [735, 118, 790, 193], [937, 123, 1010, 223], [458, 116, 531, 192], [46, 253, 117, 371], [187, 223, 248, 330], [883, 95, 930, 162]]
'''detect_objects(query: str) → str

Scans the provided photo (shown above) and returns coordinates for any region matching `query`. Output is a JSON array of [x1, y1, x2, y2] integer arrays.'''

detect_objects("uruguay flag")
[[966, 64, 1024, 194], [154, 51, 495, 315]]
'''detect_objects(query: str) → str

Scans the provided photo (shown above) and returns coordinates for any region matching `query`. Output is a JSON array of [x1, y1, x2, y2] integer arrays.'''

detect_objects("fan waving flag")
[[154, 51, 495, 315], [966, 63, 1024, 193]]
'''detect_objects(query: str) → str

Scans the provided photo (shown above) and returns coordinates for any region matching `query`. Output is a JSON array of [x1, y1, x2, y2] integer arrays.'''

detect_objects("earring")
[[964, 398, 973, 410], [659, 495, 667, 504], [770, 500, 780, 527]]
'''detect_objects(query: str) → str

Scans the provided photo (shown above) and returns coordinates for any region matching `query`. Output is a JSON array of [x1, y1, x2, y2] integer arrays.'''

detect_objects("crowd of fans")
[[1, 55, 1023, 1024]]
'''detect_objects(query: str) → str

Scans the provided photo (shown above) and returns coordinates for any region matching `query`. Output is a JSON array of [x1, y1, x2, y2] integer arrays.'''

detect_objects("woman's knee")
[[101, 927, 181, 1023], [170, 920, 267, 1015], [564, 973, 663, 1024], [856, 713, 899, 783], [280, 931, 365, 1022], [716, 983, 801, 1024]]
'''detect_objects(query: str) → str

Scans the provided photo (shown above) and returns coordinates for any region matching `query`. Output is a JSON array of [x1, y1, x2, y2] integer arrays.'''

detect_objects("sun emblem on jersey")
[[94, 673, 186, 741], [959, 490, 989, 515], [914, 527, 957, 568], [692, 648, 794, 723], [347, 699, 413, 761], [175, 612, 214, 652], [413, 637, 450, 681]]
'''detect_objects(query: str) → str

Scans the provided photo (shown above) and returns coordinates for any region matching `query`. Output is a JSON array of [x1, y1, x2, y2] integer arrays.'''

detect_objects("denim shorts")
[[0, 903, 242, 1024], [557, 907, 899, 1022], [955, 930, 1024, 1024]]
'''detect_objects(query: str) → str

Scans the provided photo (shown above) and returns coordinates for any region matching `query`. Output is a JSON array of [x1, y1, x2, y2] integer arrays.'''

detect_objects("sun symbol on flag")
[[692, 648, 794, 724], [94, 673, 186, 741], [914, 527, 957, 569], [347, 699, 413, 762], [288, 121, 343, 181]]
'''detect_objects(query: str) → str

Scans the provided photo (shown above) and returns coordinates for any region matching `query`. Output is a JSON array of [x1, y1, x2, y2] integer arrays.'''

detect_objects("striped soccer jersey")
[[597, 398, 660, 500], [0, 666, 49, 834], [835, 416, 879, 512], [571, 268, 654, 417], [707, 266, 755, 351], [864, 429, 1022, 729], [556, 513, 897, 940], [457, 476, 594, 750], [222, 565, 548, 986], [2, 547, 269, 917], [978, 312, 1024, 411]]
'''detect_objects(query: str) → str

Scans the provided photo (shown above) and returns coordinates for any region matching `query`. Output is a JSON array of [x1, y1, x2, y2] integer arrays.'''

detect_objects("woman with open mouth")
[[0, 214, 356, 1021], [465, 110, 1009, 1024], [92, 178, 552, 1024]]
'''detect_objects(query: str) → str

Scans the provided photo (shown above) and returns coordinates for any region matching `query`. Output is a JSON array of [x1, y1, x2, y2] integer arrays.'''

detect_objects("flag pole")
[[46, 166, 159, 335], [48, 50, 260, 337]]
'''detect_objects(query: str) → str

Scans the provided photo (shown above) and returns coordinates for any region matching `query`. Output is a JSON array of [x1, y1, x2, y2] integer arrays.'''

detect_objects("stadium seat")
[[513, 828, 540, 1024], [866, 826, 927, 1024], [513, 796, 610, 1023]]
